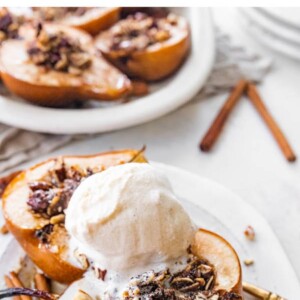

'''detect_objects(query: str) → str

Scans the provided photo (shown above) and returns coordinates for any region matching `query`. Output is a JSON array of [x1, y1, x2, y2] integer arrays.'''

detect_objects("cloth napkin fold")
[[0, 30, 272, 174]]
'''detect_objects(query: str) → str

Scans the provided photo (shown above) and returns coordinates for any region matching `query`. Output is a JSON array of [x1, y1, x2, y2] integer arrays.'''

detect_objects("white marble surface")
[[10, 8, 300, 283]]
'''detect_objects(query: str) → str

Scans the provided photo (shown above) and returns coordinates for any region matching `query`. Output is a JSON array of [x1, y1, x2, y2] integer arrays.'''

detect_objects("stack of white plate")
[[238, 8, 300, 60]]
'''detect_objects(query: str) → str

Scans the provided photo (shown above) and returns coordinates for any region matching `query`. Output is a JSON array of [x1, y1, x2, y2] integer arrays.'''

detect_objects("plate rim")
[[0, 8, 215, 134]]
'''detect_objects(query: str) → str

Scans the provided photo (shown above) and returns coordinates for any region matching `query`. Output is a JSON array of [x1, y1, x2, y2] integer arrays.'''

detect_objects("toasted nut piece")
[[199, 264, 213, 275], [74, 250, 89, 270], [50, 214, 65, 225], [195, 277, 206, 286], [244, 225, 256, 241], [205, 276, 214, 290], [172, 277, 194, 285], [244, 259, 254, 266], [180, 282, 200, 292]]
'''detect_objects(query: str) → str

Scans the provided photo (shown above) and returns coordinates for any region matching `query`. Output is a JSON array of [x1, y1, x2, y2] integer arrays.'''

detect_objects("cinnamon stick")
[[34, 273, 50, 292], [247, 83, 296, 162], [200, 79, 248, 151], [4, 275, 21, 300], [9, 272, 32, 300]]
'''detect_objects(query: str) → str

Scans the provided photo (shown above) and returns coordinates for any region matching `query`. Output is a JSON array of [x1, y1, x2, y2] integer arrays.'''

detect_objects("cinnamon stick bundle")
[[199, 79, 296, 162]]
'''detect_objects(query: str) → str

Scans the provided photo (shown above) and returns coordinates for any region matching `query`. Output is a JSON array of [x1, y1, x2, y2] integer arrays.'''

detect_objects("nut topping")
[[49, 214, 65, 225], [27, 159, 95, 220], [33, 7, 91, 22], [27, 24, 91, 74], [0, 8, 20, 44], [124, 254, 243, 300], [102, 12, 179, 56]]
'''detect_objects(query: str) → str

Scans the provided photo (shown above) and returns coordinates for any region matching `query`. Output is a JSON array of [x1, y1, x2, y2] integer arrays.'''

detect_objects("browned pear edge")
[[72, 8, 121, 35], [192, 229, 243, 296], [2, 149, 147, 284]]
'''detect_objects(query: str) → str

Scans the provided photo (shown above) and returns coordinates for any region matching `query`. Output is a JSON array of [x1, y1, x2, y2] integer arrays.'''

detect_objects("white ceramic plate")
[[240, 8, 300, 46], [259, 7, 300, 31], [238, 8, 300, 61], [0, 162, 299, 298], [0, 8, 215, 134]]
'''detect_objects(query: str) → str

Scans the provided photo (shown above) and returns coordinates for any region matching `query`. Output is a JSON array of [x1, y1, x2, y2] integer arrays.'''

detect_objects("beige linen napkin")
[[0, 30, 272, 174]]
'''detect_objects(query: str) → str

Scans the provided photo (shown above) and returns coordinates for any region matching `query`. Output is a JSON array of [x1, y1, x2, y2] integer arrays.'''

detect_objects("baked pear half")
[[95, 11, 190, 81], [2, 149, 147, 284], [0, 24, 132, 107], [32, 7, 121, 36]]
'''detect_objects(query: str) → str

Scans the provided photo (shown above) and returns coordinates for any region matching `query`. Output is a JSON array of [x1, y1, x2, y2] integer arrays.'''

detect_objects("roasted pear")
[[32, 7, 121, 35], [2, 149, 147, 284], [0, 24, 132, 107], [95, 11, 190, 81]]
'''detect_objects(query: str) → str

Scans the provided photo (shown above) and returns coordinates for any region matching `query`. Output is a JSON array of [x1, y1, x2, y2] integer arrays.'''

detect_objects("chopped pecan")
[[105, 12, 178, 56], [27, 189, 54, 214], [0, 8, 20, 43], [27, 24, 91, 74], [244, 225, 255, 241]]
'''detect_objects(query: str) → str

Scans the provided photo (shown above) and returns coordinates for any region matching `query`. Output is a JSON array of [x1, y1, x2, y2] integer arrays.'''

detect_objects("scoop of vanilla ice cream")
[[65, 163, 195, 271]]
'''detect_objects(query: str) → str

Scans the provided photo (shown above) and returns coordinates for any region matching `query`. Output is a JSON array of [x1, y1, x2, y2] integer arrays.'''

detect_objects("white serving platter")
[[0, 8, 215, 134], [0, 162, 299, 298]]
